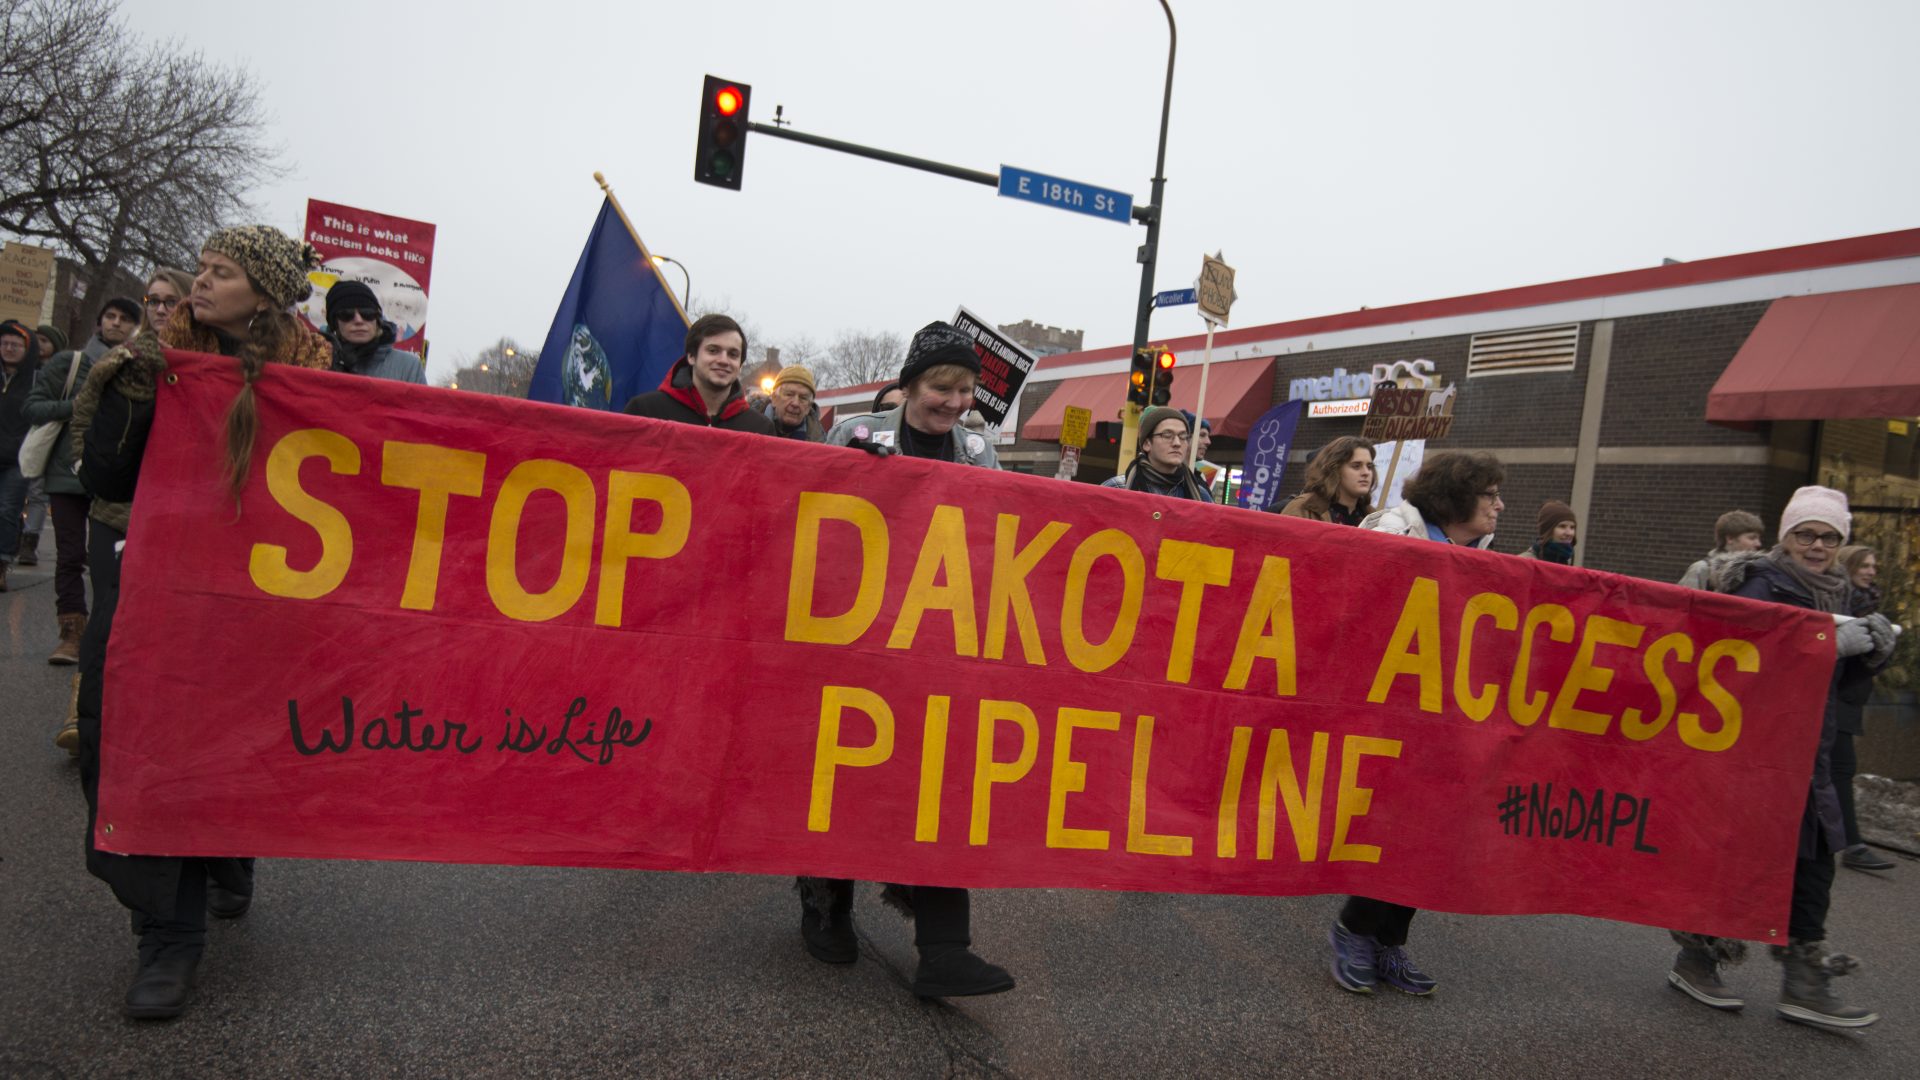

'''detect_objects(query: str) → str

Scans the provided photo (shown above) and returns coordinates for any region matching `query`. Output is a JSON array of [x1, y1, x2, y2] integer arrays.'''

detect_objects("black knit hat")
[[100, 296, 143, 325], [899, 321, 980, 386], [324, 280, 382, 327]]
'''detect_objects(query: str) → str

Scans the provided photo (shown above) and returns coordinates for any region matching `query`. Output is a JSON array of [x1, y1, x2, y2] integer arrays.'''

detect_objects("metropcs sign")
[[1289, 359, 1440, 417]]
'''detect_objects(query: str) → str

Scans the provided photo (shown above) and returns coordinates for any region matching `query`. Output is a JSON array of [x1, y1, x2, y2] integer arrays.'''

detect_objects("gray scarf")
[[1766, 546, 1850, 615]]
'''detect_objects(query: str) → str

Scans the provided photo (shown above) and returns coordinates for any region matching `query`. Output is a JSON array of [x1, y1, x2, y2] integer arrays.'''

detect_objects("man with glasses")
[[1102, 405, 1215, 501], [322, 281, 426, 384]]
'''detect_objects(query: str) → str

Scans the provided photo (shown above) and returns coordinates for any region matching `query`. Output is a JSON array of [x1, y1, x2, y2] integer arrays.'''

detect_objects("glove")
[[1862, 613, 1897, 667], [841, 423, 896, 458], [1834, 618, 1874, 659]]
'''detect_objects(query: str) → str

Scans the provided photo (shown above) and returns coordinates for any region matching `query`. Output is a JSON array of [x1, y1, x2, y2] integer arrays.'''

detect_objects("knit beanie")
[[899, 321, 980, 386], [1778, 485, 1850, 543], [202, 225, 319, 311], [870, 381, 903, 412], [100, 296, 143, 325], [36, 324, 67, 354], [1138, 405, 1189, 445], [772, 365, 816, 394], [324, 280, 382, 327], [1536, 500, 1576, 540]]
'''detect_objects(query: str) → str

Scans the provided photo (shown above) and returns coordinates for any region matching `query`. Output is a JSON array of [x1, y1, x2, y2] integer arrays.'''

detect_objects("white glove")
[[1862, 613, 1897, 667]]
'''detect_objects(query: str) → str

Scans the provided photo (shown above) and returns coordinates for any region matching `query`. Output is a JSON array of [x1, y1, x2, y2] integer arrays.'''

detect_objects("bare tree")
[[0, 0, 283, 325], [814, 329, 906, 389], [446, 337, 539, 397]]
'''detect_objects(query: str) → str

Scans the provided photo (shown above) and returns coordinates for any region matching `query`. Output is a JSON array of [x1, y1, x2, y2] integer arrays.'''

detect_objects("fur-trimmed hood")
[[1703, 549, 1772, 595]]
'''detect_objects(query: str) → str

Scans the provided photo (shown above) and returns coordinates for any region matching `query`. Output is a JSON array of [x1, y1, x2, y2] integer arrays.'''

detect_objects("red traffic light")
[[1157, 349, 1176, 370], [715, 87, 743, 115]]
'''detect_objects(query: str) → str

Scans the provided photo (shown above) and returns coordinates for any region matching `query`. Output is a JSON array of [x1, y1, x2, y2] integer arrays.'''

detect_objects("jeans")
[[23, 474, 47, 535], [0, 463, 25, 560], [49, 493, 89, 614]]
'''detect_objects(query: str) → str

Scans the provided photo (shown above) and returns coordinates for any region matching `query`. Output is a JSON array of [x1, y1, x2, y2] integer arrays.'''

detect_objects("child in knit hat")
[[1520, 500, 1577, 564]]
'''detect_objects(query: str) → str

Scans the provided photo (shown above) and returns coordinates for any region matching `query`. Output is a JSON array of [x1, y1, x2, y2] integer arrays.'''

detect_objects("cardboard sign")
[[0, 242, 55, 326], [1197, 253, 1237, 327], [1060, 406, 1092, 449], [1362, 385, 1457, 442]]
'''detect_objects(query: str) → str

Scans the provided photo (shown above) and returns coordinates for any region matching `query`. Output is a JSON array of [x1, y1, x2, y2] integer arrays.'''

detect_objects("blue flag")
[[1235, 399, 1306, 510], [529, 199, 689, 409]]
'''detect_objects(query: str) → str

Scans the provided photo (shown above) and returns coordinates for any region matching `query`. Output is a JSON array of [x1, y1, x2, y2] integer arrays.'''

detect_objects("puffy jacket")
[[1358, 502, 1497, 549]]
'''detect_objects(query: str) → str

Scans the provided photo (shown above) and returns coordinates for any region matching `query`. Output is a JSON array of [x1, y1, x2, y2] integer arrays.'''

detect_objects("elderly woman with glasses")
[[1101, 405, 1214, 501], [1661, 486, 1894, 1030]]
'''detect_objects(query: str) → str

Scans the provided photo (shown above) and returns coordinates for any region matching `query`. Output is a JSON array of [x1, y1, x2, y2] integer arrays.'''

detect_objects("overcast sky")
[[123, 0, 1919, 384]]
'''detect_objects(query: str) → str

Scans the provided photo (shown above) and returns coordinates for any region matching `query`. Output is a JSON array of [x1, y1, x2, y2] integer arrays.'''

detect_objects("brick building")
[[818, 229, 1920, 587]]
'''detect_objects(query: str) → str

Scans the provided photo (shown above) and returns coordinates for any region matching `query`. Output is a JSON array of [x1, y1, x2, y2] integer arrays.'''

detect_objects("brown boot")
[[49, 613, 85, 666], [54, 674, 80, 757]]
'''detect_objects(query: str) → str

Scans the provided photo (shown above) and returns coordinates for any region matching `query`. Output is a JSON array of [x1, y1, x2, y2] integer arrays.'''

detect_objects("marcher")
[[1, 320, 43, 591], [1678, 509, 1764, 588], [623, 314, 775, 433], [810, 321, 1011, 999], [870, 381, 906, 413], [764, 364, 823, 440], [82, 296, 142, 361], [1518, 501, 1577, 563], [16, 326, 69, 570], [139, 269, 193, 336], [69, 224, 332, 1020], [323, 280, 426, 383], [1181, 411, 1224, 499], [23, 313, 99, 668], [1328, 450, 1505, 996], [1101, 406, 1213, 501], [1833, 545, 1895, 872], [1275, 436, 1375, 524], [36, 324, 67, 361], [1663, 487, 1891, 1029]]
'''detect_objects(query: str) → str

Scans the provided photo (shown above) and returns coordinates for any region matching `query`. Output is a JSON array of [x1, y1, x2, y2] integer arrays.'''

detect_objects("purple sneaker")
[[1330, 922, 1378, 993], [1376, 943, 1437, 996]]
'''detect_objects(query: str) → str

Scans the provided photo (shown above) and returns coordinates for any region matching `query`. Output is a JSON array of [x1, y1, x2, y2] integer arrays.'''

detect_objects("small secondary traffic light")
[[695, 75, 752, 189], [1128, 348, 1153, 407], [1094, 420, 1122, 444], [1152, 348, 1176, 406]]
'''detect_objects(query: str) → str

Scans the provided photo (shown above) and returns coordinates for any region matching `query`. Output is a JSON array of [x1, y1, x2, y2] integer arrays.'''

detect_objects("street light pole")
[[652, 254, 692, 310], [1118, 0, 1177, 474]]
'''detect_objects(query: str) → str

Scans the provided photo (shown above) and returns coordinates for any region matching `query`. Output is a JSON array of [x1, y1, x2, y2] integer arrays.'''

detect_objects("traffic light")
[[1127, 347, 1153, 407], [1151, 348, 1176, 406], [695, 75, 751, 189], [1094, 420, 1122, 444]]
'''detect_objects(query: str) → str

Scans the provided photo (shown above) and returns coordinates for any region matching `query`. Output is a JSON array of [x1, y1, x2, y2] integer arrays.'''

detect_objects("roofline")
[[815, 227, 1920, 399]]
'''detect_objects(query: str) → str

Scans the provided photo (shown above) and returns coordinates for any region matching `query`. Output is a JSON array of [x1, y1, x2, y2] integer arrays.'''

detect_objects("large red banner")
[[99, 354, 1838, 941]]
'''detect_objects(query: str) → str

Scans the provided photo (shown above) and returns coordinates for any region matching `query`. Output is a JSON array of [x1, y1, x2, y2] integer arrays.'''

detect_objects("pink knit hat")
[[1778, 485, 1850, 542]]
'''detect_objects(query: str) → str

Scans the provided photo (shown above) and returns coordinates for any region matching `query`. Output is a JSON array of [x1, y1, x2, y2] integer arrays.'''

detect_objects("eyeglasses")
[[1151, 431, 1190, 444], [1477, 489, 1503, 501], [143, 295, 179, 309], [1787, 528, 1844, 548], [335, 308, 380, 324]]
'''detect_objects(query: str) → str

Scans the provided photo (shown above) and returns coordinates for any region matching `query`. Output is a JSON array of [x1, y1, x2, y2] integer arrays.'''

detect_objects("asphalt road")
[[3, 545, 1917, 1079]]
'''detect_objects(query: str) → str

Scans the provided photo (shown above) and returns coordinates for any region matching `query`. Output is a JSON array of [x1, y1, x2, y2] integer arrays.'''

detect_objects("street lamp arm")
[[652, 254, 692, 311]]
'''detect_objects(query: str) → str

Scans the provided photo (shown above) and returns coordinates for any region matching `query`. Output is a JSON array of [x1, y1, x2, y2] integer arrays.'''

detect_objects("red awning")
[[1022, 357, 1277, 441], [1708, 284, 1920, 423]]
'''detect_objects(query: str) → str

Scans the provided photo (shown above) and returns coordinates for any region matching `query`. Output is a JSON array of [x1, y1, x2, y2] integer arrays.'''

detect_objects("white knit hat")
[[1778, 485, 1851, 542]]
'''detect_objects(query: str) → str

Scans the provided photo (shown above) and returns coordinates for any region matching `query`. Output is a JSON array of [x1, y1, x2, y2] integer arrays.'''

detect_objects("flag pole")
[[594, 171, 691, 324]]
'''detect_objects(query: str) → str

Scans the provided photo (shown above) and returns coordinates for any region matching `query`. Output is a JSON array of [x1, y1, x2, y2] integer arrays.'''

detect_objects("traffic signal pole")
[[1118, 0, 1177, 477], [743, 122, 1000, 188]]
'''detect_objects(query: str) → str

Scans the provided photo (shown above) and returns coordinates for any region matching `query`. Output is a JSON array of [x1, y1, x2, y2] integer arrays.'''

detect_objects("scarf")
[[1766, 546, 1850, 615], [159, 304, 332, 370]]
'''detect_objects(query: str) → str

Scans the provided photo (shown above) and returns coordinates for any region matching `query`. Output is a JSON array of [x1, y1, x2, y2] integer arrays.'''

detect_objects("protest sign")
[[99, 353, 1837, 940], [951, 306, 1036, 438], [300, 199, 437, 354], [0, 242, 55, 325]]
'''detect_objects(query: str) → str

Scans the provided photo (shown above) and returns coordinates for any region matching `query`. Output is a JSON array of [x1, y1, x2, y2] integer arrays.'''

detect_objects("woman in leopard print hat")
[[66, 224, 332, 1021]]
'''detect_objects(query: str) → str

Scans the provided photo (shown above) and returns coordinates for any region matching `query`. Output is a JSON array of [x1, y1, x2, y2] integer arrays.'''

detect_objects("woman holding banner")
[[68, 225, 331, 1020], [1665, 487, 1892, 1029], [1327, 450, 1506, 996], [809, 321, 1014, 999]]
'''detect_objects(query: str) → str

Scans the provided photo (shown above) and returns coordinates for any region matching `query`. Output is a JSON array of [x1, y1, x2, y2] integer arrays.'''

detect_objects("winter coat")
[[624, 356, 775, 434], [1358, 501, 1497, 549], [1517, 541, 1575, 564], [1835, 587, 1881, 736], [21, 350, 94, 494], [1713, 551, 1862, 858], [328, 320, 426, 384], [1677, 551, 1718, 590], [823, 405, 1001, 468], [0, 353, 38, 463], [1276, 490, 1366, 525], [80, 333, 113, 363]]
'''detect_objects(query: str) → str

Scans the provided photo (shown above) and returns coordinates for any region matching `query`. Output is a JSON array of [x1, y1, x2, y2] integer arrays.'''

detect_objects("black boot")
[[908, 886, 1014, 998], [124, 945, 200, 1020], [796, 877, 857, 964], [207, 884, 251, 918]]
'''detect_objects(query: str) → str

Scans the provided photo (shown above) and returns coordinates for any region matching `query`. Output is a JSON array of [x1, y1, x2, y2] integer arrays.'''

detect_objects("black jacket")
[[624, 356, 773, 434], [1, 352, 40, 461]]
